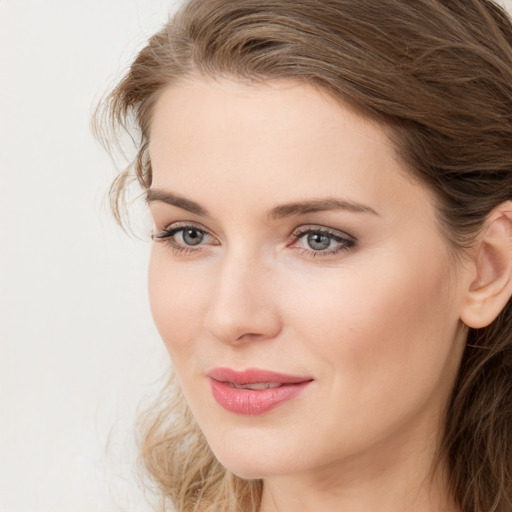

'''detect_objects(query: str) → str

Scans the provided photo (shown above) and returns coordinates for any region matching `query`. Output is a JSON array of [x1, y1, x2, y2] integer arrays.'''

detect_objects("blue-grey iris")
[[183, 229, 204, 245], [307, 232, 331, 250]]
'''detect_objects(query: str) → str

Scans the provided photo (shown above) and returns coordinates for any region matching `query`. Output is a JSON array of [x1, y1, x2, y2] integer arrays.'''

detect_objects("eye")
[[178, 227, 205, 246], [306, 232, 334, 251], [292, 226, 356, 257], [152, 223, 217, 253]]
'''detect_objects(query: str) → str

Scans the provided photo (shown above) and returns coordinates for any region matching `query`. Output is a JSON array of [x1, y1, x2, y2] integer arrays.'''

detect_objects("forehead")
[[149, 77, 388, 156], [148, 77, 435, 224]]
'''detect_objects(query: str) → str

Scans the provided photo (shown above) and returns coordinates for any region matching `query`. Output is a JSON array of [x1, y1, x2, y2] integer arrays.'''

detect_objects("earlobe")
[[460, 202, 512, 329]]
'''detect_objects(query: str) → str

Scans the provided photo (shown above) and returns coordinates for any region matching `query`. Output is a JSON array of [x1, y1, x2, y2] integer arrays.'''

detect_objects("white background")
[[1, 1, 512, 511], [0, 2, 181, 511]]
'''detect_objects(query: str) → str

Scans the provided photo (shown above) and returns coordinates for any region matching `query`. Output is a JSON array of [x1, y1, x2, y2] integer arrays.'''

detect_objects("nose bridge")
[[204, 244, 280, 344]]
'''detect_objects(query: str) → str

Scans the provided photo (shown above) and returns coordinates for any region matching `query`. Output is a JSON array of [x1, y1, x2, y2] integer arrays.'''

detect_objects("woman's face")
[[147, 78, 469, 480]]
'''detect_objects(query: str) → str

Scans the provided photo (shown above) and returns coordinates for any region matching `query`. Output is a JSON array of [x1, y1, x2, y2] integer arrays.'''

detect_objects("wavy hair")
[[94, 1, 512, 510]]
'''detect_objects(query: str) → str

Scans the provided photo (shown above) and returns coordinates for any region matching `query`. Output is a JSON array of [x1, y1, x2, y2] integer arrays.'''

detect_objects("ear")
[[460, 201, 512, 329]]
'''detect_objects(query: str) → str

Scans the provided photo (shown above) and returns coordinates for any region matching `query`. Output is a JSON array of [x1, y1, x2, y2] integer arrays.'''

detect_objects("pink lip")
[[207, 367, 313, 415]]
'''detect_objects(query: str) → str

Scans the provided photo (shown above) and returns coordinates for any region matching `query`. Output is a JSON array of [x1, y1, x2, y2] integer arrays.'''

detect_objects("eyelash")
[[151, 222, 215, 256], [291, 227, 356, 257], [151, 223, 357, 258]]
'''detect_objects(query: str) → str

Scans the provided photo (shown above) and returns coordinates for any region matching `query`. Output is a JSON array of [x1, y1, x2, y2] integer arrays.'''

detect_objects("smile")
[[207, 368, 313, 415], [225, 382, 282, 390]]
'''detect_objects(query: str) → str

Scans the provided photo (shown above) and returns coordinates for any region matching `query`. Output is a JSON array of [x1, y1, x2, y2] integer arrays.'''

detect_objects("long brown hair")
[[95, 1, 512, 510]]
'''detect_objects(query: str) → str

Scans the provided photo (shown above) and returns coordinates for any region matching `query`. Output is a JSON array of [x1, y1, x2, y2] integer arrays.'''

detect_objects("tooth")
[[241, 382, 281, 390], [223, 381, 284, 390]]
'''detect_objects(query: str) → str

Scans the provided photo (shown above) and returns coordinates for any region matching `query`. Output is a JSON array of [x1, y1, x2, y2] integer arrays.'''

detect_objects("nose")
[[204, 250, 282, 345]]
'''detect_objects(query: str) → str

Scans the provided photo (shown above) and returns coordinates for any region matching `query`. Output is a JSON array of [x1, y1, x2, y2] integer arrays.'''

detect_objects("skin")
[[146, 78, 472, 512]]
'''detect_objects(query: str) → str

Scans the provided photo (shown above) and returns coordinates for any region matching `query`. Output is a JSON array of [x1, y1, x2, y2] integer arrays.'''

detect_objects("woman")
[[95, 0, 512, 510]]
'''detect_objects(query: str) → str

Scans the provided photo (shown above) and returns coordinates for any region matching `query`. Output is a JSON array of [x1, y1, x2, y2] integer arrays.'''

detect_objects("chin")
[[214, 455, 278, 480], [205, 433, 303, 480]]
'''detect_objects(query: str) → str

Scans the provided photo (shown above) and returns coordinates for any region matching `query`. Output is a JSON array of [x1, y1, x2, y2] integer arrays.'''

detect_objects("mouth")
[[224, 381, 284, 390], [207, 367, 313, 415]]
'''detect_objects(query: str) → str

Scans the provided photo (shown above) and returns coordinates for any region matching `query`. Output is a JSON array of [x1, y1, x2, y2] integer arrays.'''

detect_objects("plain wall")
[[0, 2, 181, 511], [1, 1, 512, 511]]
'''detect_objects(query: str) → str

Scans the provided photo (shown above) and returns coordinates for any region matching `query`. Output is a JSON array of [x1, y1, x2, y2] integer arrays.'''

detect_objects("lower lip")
[[209, 379, 311, 415]]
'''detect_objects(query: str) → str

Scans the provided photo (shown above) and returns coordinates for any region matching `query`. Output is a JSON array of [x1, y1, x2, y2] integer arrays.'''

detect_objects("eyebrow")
[[268, 198, 378, 219], [146, 189, 210, 216], [146, 188, 378, 218]]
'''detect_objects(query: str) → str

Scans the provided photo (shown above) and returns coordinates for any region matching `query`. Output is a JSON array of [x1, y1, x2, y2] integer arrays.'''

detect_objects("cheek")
[[279, 248, 460, 407], [251, 254, 462, 469], [148, 249, 209, 361]]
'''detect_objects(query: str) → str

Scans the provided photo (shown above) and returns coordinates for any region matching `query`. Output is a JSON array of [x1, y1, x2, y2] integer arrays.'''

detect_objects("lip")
[[207, 367, 313, 415]]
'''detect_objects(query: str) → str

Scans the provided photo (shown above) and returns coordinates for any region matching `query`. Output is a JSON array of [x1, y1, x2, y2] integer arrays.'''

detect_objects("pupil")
[[183, 229, 204, 245], [307, 233, 330, 251]]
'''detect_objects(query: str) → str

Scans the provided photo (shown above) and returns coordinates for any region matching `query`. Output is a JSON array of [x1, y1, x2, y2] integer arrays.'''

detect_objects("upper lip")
[[207, 367, 313, 385]]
